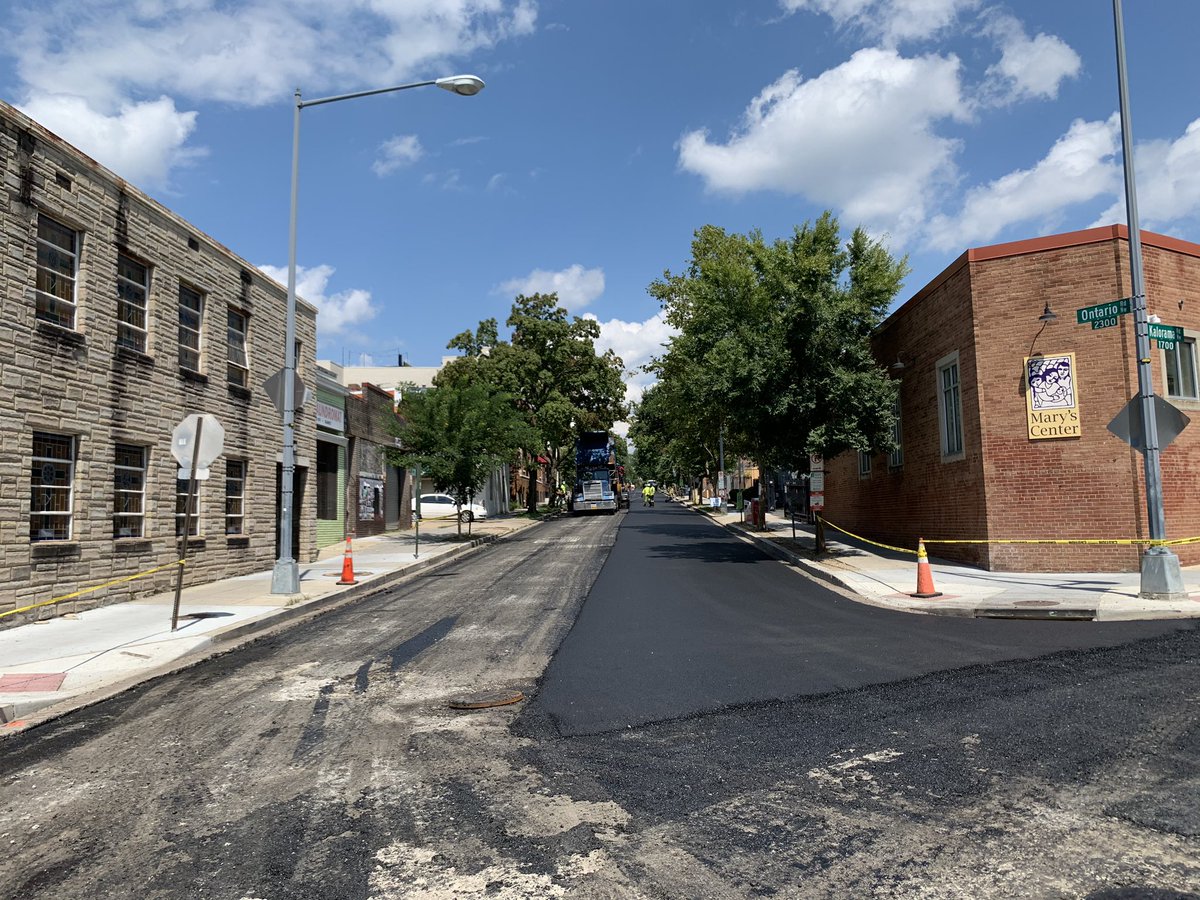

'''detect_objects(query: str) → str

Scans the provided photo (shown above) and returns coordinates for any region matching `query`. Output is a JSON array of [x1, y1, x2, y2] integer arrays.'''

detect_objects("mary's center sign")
[[1024, 353, 1081, 440]]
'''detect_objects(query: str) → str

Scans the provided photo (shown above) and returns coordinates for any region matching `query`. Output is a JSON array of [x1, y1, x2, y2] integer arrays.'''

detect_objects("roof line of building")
[[880, 224, 1200, 333], [0, 98, 319, 318]]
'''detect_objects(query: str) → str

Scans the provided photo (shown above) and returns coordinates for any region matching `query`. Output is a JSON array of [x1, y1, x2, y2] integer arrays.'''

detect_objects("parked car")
[[412, 493, 487, 523]]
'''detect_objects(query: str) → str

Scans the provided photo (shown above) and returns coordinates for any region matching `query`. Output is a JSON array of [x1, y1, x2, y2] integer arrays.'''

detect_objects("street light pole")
[[1111, 0, 1185, 600], [271, 74, 485, 595]]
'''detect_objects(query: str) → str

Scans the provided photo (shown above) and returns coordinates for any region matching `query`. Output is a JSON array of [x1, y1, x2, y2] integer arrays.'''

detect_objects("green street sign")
[[1076, 298, 1131, 328], [1149, 323, 1183, 342]]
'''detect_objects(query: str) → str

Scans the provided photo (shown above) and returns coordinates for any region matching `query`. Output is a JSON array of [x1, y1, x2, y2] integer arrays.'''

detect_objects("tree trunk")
[[527, 463, 538, 515]]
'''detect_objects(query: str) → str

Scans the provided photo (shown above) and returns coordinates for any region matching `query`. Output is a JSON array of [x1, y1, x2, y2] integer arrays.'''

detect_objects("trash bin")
[[750, 499, 760, 529]]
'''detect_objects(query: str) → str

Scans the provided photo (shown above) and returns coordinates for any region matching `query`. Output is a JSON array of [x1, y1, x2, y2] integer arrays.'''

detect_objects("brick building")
[[1, 99, 318, 623], [824, 225, 1200, 572]]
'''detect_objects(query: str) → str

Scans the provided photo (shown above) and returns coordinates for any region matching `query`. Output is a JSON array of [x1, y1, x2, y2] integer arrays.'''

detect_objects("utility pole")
[[1112, 0, 1185, 600]]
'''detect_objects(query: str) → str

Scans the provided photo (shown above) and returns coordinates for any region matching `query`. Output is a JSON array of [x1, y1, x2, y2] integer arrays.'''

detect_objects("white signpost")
[[170, 414, 225, 630]]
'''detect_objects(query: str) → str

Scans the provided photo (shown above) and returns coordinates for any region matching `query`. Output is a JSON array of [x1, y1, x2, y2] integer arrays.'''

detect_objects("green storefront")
[[315, 369, 349, 549]]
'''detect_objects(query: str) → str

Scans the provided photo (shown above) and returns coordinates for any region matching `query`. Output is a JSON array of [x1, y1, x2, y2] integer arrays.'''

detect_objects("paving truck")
[[568, 431, 624, 515]]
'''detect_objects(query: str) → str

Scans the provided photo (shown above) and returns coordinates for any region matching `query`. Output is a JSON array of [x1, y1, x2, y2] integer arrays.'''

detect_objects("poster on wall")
[[1024, 353, 1081, 440], [359, 476, 384, 520]]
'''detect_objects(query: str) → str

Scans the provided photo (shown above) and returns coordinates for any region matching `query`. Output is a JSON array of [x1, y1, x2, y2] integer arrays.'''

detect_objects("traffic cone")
[[911, 538, 942, 598], [336, 536, 358, 586]]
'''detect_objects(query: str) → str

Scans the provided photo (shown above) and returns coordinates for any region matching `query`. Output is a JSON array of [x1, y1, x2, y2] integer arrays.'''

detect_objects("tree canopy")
[[441, 292, 628, 511], [387, 378, 534, 533], [640, 212, 907, 477]]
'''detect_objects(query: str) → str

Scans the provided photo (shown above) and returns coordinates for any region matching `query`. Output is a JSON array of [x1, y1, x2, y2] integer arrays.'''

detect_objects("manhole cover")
[[1013, 600, 1059, 607], [447, 690, 525, 710]]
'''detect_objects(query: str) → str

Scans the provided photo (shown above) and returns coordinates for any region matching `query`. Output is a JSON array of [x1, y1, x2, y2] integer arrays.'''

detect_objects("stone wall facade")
[[825, 225, 1200, 572], [0, 100, 318, 624]]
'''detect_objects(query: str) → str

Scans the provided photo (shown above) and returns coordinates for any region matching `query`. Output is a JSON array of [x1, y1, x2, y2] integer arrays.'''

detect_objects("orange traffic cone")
[[912, 538, 942, 598], [336, 536, 358, 585]]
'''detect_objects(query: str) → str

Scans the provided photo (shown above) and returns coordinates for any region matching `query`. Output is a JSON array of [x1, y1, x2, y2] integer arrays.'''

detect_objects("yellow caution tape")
[[818, 516, 1200, 551], [818, 518, 918, 555], [0, 559, 185, 620]]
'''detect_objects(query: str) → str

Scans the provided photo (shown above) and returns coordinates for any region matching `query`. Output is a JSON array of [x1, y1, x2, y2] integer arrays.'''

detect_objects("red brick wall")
[[826, 227, 1200, 572], [825, 259, 990, 566]]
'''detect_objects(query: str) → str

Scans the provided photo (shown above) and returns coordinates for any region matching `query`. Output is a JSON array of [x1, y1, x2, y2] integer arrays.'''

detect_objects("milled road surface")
[[1, 504, 1198, 899]]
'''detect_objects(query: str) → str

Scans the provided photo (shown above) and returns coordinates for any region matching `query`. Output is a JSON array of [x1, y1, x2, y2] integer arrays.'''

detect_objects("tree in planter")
[[444, 293, 627, 513], [387, 378, 534, 537]]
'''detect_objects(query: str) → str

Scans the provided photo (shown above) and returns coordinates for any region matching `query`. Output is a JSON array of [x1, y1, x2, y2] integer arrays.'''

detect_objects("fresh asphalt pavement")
[[527, 499, 1196, 737]]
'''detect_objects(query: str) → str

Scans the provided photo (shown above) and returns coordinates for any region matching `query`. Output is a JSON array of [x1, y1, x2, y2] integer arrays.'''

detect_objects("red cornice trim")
[[879, 224, 1200, 334]]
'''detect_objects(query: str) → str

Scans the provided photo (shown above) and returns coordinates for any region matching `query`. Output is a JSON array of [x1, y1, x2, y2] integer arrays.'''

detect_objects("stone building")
[[0, 99, 318, 623], [823, 225, 1200, 572]]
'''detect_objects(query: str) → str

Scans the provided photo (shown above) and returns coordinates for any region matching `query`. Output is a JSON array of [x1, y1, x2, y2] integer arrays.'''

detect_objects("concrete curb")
[[0, 521, 538, 738]]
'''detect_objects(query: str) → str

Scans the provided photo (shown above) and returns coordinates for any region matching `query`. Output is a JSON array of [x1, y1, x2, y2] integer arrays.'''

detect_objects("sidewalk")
[[691, 499, 1200, 622], [0, 514, 542, 731]]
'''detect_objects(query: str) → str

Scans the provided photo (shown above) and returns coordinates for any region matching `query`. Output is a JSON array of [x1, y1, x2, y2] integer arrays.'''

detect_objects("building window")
[[858, 451, 872, 477], [178, 283, 204, 372], [937, 353, 964, 459], [1165, 338, 1199, 401], [114, 444, 147, 538], [227, 308, 250, 387], [36, 214, 79, 328], [226, 460, 246, 535], [889, 398, 904, 469], [31, 432, 75, 541], [176, 477, 201, 537], [117, 253, 150, 353]]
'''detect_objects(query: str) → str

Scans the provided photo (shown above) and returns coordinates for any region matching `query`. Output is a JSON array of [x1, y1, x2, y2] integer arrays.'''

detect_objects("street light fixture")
[[271, 74, 485, 595]]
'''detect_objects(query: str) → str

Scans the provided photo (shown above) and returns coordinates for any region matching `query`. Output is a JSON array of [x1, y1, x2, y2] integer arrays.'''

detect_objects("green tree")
[[643, 212, 907, 475], [387, 379, 534, 535], [442, 293, 627, 513]]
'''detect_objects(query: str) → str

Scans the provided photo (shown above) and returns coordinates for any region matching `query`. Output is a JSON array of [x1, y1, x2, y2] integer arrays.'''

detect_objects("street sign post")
[[1075, 298, 1130, 330], [170, 414, 225, 630]]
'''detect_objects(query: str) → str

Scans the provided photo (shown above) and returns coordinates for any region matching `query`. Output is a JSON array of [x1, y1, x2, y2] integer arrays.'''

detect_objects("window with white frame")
[[36, 215, 79, 328], [1164, 337, 1199, 401], [178, 283, 204, 372], [226, 460, 246, 535], [937, 353, 964, 459], [31, 432, 75, 541], [176, 477, 201, 537], [858, 451, 872, 477], [227, 308, 250, 387], [889, 397, 904, 469], [117, 253, 150, 353], [114, 444, 147, 538]]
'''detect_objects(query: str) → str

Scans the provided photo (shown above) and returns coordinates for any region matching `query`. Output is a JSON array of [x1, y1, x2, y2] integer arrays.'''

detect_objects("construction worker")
[[642, 483, 656, 507]]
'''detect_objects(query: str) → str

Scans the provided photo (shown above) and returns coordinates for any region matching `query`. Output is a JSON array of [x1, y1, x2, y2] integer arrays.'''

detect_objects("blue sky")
[[4, 0, 1199, 417]]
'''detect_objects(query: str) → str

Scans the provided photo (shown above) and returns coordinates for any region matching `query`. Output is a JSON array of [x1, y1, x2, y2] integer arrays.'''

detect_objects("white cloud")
[[257, 263, 378, 336], [779, 0, 979, 46], [372, 135, 424, 177], [19, 94, 203, 190], [925, 115, 1120, 251], [678, 48, 967, 239], [981, 12, 1081, 105], [497, 264, 606, 312], [3, 0, 536, 185], [1092, 118, 1200, 231], [586, 310, 677, 408]]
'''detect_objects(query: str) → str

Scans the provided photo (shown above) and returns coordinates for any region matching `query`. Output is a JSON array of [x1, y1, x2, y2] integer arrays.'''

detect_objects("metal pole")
[[172, 417, 204, 629], [717, 424, 725, 514], [1112, 0, 1185, 599], [272, 90, 303, 595]]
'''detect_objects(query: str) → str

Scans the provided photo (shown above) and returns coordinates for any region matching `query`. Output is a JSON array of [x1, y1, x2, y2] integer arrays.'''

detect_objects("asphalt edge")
[[0, 519, 542, 739]]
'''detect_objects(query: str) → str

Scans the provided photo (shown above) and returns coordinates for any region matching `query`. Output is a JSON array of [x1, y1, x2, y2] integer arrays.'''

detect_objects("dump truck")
[[568, 431, 621, 515]]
